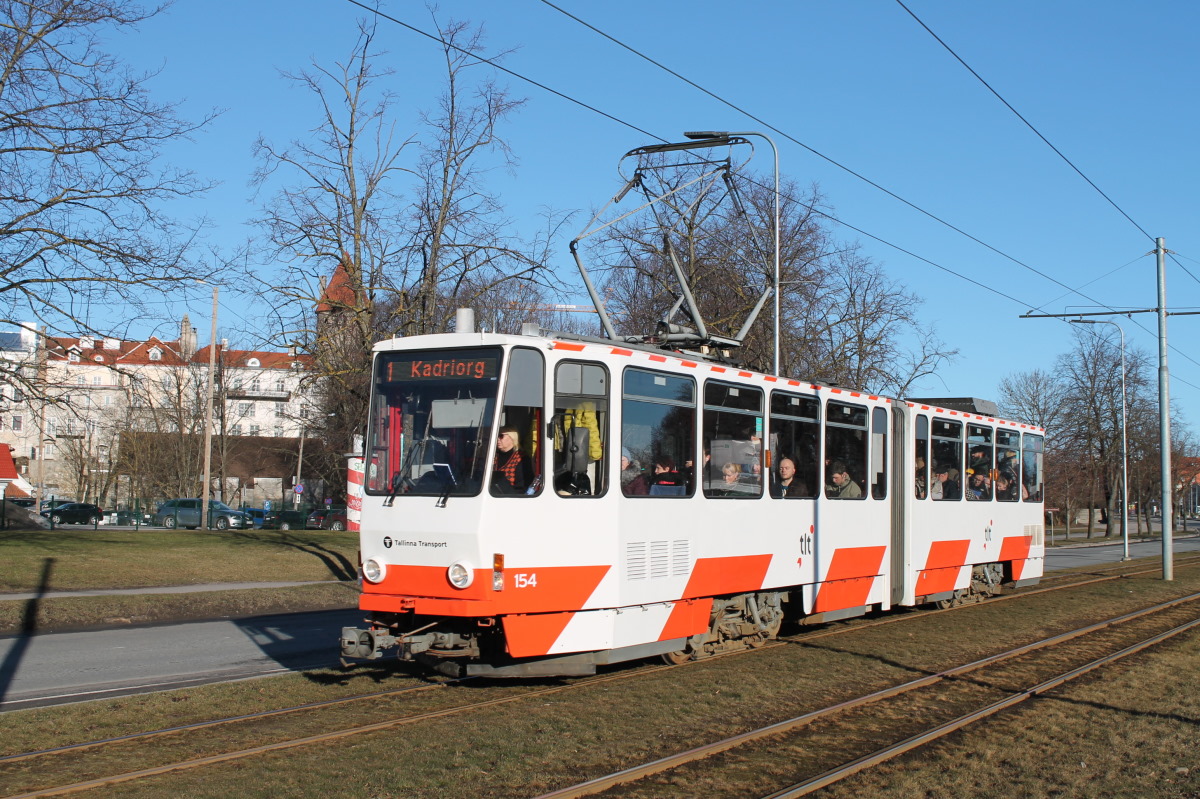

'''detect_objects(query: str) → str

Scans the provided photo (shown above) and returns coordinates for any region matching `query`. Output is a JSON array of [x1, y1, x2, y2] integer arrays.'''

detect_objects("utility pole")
[[1021, 236, 1185, 581], [1155, 238, 1172, 580], [200, 286, 218, 531]]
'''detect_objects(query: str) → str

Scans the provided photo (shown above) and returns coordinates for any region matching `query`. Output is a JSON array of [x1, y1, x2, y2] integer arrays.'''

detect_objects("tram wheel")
[[661, 649, 693, 665]]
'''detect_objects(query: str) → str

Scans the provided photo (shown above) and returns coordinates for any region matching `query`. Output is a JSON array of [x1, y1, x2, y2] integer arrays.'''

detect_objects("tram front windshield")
[[366, 348, 501, 497]]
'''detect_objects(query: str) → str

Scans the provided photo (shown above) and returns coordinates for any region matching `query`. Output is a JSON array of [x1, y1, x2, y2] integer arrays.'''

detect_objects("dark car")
[[152, 499, 251, 530], [9, 497, 36, 508], [261, 509, 308, 530], [41, 502, 103, 525], [306, 506, 347, 530], [322, 507, 348, 531]]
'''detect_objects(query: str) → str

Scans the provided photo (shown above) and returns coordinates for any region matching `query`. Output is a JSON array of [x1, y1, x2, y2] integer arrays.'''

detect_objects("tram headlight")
[[362, 558, 386, 584], [447, 561, 474, 589]]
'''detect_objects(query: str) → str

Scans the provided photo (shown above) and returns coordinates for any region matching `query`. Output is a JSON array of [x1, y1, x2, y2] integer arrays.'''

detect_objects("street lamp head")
[[1069, 319, 1097, 325], [684, 131, 729, 140]]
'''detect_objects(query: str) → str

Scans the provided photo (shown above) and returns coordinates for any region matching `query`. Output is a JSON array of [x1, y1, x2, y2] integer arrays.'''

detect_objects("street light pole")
[[1071, 319, 1128, 560], [200, 285, 218, 531], [685, 131, 781, 375]]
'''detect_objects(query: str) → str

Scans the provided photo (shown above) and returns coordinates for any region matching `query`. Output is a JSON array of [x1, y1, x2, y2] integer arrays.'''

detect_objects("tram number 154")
[[514, 573, 538, 588]]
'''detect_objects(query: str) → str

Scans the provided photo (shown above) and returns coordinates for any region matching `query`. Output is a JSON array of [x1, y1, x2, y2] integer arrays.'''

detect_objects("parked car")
[[41, 502, 104, 525], [260, 509, 308, 530], [152, 499, 251, 530], [104, 509, 153, 526], [242, 507, 265, 529], [322, 507, 348, 531], [9, 498, 35, 508], [306, 506, 346, 530]]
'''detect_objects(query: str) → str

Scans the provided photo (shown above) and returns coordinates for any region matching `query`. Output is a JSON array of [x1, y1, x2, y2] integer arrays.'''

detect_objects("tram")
[[340, 318, 1045, 677]]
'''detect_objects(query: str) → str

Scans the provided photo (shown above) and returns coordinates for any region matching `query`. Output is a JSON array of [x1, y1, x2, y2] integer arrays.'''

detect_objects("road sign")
[[294, 483, 305, 494], [264, 500, 271, 512], [325, 497, 332, 505]]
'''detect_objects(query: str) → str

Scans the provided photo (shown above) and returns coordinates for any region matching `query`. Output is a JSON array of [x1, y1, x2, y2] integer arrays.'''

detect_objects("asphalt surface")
[[2, 533, 1198, 712]]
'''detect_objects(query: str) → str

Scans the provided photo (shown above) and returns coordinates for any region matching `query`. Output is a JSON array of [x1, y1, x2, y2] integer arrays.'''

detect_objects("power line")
[[534, 0, 1117, 312], [895, 0, 1200, 295], [348, 2, 1200, 389]]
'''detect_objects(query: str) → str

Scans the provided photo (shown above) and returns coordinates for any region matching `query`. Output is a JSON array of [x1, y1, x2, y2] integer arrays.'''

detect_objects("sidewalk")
[[0, 581, 350, 603]]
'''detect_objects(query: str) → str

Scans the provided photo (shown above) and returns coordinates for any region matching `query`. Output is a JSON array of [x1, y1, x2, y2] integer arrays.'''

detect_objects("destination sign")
[[386, 354, 498, 382]]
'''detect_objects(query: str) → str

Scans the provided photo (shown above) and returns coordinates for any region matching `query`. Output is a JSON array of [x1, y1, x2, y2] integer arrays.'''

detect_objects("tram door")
[[810, 400, 891, 615]]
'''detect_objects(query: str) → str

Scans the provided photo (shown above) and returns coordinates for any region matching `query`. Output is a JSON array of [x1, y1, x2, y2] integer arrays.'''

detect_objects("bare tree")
[[253, 15, 554, 494], [594, 167, 951, 395], [0, 0, 216, 398]]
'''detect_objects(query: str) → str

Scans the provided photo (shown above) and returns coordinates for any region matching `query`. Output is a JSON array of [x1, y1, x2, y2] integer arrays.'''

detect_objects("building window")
[[75, 375, 84, 386], [273, 424, 283, 437], [148, 347, 162, 361], [250, 378, 261, 392], [249, 424, 260, 436], [247, 357, 261, 368], [238, 402, 254, 418], [275, 379, 285, 392], [231, 424, 243, 436], [274, 402, 285, 418], [92, 375, 101, 385], [11, 415, 21, 432]]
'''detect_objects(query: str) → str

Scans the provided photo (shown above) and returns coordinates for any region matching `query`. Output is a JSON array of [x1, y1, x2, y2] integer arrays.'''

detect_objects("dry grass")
[[0, 529, 359, 592], [3, 563, 1198, 798], [0, 581, 358, 635]]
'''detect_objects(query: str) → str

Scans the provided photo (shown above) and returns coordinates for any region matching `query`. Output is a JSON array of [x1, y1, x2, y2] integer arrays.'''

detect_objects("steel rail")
[[536, 592, 1200, 799], [5, 555, 1197, 793], [764, 616, 1200, 798], [5, 553, 1197, 773]]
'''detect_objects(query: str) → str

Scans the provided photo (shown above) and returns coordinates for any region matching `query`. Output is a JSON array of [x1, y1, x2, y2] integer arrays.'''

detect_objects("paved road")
[[2, 535, 1197, 712], [0, 607, 361, 711]]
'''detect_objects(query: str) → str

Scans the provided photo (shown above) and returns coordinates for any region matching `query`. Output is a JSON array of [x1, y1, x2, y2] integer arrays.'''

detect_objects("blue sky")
[[104, 1, 1200, 422]]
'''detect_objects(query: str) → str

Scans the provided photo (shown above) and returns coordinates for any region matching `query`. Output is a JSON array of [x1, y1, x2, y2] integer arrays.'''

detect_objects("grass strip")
[[3, 565, 1199, 798], [0, 529, 359, 592], [0, 582, 358, 635]]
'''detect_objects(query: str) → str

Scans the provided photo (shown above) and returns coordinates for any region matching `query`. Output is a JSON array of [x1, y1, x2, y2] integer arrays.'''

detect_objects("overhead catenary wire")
[[346, 1, 1200, 390], [527, 1, 1200, 381]]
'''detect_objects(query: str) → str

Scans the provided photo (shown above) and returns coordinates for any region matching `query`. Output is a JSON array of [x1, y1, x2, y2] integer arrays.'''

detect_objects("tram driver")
[[492, 426, 534, 493]]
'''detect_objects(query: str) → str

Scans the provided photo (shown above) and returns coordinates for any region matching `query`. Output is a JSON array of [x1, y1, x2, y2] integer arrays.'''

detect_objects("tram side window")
[[914, 414, 929, 499], [825, 400, 867, 500], [491, 347, 545, 497], [769, 392, 819, 499], [995, 429, 1021, 502], [552, 361, 608, 498], [930, 418, 962, 501], [621, 368, 695, 497], [966, 424, 994, 501], [1022, 433, 1045, 502], [703, 381, 763, 498], [871, 407, 888, 499]]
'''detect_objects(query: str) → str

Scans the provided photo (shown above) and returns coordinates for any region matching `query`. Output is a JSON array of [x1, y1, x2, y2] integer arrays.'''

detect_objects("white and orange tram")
[[340, 325, 1045, 677]]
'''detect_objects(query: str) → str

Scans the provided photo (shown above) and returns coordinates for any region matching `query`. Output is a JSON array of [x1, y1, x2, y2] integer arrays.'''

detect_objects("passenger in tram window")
[[621, 450, 649, 496], [914, 454, 928, 499], [492, 426, 533, 494], [825, 461, 863, 499], [994, 470, 1019, 501], [772, 456, 808, 498], [931, 464, 961, 501], [651, 457, 685, 488], [966, 469, 991, 501]]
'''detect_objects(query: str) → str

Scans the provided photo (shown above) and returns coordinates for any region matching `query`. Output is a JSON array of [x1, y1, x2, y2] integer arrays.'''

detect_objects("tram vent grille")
[[626, 542, 647, 580], [625, 540, 691, 580], [1025, 524, 1044, 547]]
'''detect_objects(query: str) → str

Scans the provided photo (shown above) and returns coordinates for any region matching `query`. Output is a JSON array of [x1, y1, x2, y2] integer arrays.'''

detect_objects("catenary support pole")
[[1156, 237, 1172, 580]]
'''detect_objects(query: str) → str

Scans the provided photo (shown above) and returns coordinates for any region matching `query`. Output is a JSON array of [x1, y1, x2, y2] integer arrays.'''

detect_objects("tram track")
[[536, 592, 1200, 799], [2, 556, 1197, 798]]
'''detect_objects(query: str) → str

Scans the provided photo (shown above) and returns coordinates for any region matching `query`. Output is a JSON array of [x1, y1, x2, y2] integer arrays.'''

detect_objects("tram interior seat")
[[649, 483, 686, 497]]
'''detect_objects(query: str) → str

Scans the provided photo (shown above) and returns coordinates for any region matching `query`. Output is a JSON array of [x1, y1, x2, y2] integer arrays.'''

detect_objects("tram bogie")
[[339, 326, 1045, 677]]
